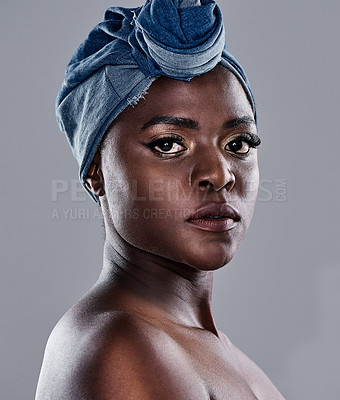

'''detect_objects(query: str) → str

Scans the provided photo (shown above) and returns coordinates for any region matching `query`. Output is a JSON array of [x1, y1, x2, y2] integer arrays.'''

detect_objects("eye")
[[225, 139, 250, 154], [146, 136, 187, 155], [225, 133, 261, 155]]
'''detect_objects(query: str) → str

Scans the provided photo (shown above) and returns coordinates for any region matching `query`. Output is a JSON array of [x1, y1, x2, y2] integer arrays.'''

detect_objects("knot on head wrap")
[[56, 0, 256, 203], [130, 0, 225, 79]]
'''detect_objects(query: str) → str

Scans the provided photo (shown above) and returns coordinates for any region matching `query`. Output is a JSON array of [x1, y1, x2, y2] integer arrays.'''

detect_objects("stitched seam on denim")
[[104, 66, 122, 100]]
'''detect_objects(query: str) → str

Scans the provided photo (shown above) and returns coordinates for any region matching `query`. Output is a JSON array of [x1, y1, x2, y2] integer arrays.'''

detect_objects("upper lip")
[[187, 203, 241, 221]]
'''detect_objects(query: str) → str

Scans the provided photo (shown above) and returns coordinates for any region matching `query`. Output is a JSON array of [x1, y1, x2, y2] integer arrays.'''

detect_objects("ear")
[[84, 151, 105, 197]]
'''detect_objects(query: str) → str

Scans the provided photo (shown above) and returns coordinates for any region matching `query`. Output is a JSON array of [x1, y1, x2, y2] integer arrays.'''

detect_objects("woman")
[[36, 0, 285, 398]]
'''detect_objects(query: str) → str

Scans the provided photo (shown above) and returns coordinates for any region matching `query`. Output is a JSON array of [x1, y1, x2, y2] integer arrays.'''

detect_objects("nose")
[[189, 150, 236, 192]]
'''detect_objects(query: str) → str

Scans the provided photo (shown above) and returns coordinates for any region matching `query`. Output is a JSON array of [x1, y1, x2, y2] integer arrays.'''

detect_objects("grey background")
[[1, 0, 339, 399]]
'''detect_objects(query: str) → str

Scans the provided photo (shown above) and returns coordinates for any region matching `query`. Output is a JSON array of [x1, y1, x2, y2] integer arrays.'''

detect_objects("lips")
[[186, 203, 241, 233]]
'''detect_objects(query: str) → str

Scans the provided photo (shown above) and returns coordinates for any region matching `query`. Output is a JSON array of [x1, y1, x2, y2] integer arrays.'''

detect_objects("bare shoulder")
[[221, 333, 285, 400], [36, 304, 207, 400]]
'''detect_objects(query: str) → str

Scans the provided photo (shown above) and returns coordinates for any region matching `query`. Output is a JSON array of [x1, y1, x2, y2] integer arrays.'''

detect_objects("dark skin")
[[36, 66, 285, 399]]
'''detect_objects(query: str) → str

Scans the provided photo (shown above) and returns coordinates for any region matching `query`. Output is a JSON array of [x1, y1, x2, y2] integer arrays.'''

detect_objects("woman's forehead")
[[118, 66, 254, 125]]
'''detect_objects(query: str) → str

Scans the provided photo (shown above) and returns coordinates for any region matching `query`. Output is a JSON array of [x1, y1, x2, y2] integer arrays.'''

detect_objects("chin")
[[181, 247, 237, 272], [177, 232, 243, 271]]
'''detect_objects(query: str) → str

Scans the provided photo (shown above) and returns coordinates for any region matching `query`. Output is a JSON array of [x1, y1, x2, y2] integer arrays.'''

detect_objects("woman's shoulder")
[[36, 301, 204, 400]]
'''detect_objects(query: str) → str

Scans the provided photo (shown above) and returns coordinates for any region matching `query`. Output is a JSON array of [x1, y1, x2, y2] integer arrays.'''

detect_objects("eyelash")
[[144, 134, 187, 156], [225, 133, 261, 156], [144, 132, 261, 157]]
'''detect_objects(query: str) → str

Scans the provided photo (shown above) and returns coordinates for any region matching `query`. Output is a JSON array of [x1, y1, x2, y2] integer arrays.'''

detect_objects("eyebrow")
[[223, 116, 256, 129], [141, 115, 255, 131], [141, 116, 199, 131]]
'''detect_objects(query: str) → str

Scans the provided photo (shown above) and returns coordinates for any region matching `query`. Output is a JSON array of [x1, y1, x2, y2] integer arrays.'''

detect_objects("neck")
[[96, 229, 217, 334]]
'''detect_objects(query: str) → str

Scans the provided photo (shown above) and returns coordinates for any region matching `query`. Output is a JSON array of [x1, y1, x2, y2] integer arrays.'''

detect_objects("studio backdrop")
[[0, 1, 339, 399]]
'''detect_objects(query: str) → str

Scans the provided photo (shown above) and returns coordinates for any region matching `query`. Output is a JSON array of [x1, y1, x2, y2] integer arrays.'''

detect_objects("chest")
[[171, 329, 260, 400]]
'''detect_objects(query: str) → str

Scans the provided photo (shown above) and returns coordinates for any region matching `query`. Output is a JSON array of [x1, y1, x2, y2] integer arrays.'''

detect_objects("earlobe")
[[85, 153, 105, 197]]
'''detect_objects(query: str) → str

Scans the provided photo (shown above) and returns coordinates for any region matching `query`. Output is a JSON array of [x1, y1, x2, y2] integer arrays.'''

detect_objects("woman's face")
[[100, 65, 260, 270]]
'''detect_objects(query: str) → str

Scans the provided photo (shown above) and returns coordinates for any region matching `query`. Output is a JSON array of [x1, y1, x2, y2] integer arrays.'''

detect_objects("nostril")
[[198, 178, 235, 192], [191, 162, 236, 192], [225, 180, 235, 192], [198, 181, 211, 190]]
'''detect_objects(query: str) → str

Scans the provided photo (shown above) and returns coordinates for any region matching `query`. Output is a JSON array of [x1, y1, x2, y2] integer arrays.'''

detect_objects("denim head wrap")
[[56, 0, 256, 203]]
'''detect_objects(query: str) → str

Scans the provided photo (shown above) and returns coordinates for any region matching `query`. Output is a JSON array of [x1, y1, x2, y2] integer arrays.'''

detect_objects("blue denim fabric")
[[56, 0, 256, 203], [130, 0, 225, 79]]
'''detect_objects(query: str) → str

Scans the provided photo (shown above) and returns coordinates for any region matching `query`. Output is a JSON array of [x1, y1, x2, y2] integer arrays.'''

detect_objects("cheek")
[[235, 160, 259, 227], [102, 141, 152, 206], [103, 157, 181, 252], [242, 162, 259, 200]]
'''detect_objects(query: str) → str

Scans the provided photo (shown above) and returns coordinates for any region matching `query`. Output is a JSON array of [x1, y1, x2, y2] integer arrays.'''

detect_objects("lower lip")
[[186, 218, 238, 232]]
